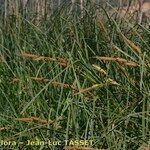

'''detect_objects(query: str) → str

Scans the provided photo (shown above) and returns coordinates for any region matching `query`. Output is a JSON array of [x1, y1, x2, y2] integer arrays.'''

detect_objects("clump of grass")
[[0, 1, 150, 150]]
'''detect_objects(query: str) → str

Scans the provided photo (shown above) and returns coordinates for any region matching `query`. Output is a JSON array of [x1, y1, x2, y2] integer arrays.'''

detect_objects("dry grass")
[[0, 1, 150, 149]]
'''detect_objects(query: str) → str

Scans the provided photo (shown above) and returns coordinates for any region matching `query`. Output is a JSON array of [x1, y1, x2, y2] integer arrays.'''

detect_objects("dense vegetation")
[[0, 2, 150, 150]]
